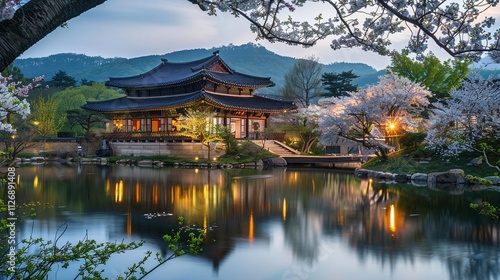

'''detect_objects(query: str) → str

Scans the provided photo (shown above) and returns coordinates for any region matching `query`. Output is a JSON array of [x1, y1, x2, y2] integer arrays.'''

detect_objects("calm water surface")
[[14, 164, 500, 280]]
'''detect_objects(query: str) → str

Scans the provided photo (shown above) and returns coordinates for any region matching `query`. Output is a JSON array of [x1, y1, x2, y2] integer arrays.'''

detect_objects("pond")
[[11, 164, 500, 280]]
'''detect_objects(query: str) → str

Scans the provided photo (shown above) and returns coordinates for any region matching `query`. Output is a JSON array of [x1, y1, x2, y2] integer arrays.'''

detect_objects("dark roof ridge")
[[190, 53, 234, 74], [107, 53, 220, 81]]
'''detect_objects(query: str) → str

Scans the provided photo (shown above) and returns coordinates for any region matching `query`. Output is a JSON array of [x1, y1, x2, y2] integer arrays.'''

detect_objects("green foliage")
[[52, 83, 123, 134], [470, 201, 499, 219], [66, 108, 106, 138], [219, 140, 277, 163], [48, 70, 77, 88], [218, 126, 238, 155], [1, 65, 27, 84], [321, 70, 359, 98], [465, 175, 493, 186], [389, 52, 471, 100], [399, 132, 427, 149], [29, 96, 66, 138], [362, 148, 499, 178], [179, 107, 223, 159]]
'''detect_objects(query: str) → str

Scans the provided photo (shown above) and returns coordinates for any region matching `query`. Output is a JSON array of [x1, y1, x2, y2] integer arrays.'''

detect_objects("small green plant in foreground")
[[0, 196, 207, 280], [470, 201, 499, 219]]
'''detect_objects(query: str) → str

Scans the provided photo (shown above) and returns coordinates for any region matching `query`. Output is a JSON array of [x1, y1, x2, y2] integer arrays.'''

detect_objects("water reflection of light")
[[282, 198, 287, 221], [204, 215, 207, 234], [232, 182, 240, 202], [33, 175, 38, 188], [115, 180, 123, 203], [152, 184, 159, 205], [135, 183, 141, 203], [126, 208, 132, 237], [249, 211, 254, 242], [389, 204, 396, 234], [106, 179, 110, 196]]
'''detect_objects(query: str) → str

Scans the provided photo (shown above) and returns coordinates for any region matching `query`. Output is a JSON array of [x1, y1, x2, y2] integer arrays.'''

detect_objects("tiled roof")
[[82, 90, 296, 113], [201, 92, 293, 112], [105, 52, 273, 89]]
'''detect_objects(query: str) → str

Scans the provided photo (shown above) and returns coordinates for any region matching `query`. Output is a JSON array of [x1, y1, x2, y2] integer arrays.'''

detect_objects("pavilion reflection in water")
[[16, 164, 500, 279]]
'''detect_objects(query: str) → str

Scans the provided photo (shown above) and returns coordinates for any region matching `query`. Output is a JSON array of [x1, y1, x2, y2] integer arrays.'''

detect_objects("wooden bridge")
[[255, 140, 371, 169], [281, 155, 369, 168]]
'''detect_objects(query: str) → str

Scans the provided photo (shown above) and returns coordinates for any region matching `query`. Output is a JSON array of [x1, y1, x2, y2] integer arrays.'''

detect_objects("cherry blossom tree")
[[317, 71, 431, 159], [0, 74, 39, 133], [0, 73, 43, 165], [1, 0, 500, 71], [198, 0, 500, 61], [425, 72, 500, 159]]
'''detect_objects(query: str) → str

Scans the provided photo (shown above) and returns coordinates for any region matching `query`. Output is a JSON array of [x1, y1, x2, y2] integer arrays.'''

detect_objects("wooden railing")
[[101, 131, 287, 142]]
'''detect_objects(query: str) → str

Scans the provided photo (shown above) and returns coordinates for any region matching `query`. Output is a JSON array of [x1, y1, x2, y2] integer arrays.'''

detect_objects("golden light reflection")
[[192, 186, 196, 207], [203, 215, 207, 234], [126, 208, 132, 237], [389, 204, 396, 234], [232, 183, 240, 202], [33, 175, 38, 189], [249, 211, 254, 242], [135, 183, 141, 203], [282, 198, 287, 221], [115, 180, 123, 203], [106, 179, 110, 196], [152, 184, 159, 205]]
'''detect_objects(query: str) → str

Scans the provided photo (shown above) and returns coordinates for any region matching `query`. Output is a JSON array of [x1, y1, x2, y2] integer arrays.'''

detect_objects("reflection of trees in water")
[[16, 165, 500, 279], [283, 176, 500, 280], [446, 244, 500, 280], [283, 204, 323, 264], [341, 181, 500, 280]]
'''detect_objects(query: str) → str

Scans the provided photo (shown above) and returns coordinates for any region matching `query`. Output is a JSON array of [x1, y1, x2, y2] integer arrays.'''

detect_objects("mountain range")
[[14, 43, 384, 93], [13, 43, 499, 94]]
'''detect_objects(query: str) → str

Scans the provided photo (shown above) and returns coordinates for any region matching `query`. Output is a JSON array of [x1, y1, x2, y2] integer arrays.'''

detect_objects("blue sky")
[[19, 0, 499, 70]]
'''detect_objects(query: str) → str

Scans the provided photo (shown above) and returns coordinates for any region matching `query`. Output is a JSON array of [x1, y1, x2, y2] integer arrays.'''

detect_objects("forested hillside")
[[14, 43, 380, 92]]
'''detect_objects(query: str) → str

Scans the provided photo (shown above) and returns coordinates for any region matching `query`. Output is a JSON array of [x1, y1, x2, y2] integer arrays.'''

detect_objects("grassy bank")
[[362, 149, 499, 178]]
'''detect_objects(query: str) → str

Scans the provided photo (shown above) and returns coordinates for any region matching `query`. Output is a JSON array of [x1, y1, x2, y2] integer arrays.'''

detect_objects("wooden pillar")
[[245, 113, 250, 139]]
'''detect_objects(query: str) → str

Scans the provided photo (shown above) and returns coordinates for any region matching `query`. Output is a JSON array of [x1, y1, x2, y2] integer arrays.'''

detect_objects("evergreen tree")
[[321, 70, 359, 98], [49, 70, 77, 88]]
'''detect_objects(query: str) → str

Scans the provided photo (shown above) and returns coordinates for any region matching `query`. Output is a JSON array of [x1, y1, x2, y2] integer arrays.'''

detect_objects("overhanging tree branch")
[[0, 0, 106, 71]]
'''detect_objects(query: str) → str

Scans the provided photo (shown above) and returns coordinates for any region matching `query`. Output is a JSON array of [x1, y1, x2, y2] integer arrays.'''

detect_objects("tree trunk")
[[0, 0, 106, 71], [205, 143, 211, 160]]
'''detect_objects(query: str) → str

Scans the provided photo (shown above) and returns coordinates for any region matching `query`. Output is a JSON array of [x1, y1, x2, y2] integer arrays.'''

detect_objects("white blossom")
[[425, 72, 500, 157]]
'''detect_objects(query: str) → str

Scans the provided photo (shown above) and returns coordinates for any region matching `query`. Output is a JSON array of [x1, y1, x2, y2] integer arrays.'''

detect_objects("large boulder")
[[410, 173, 428, 187], [264, 157, 287, 167], [354, 169, 369, 178], [428, 169, 464, 184], [394, 174, 410, 184], [427, 169, 464, 193]]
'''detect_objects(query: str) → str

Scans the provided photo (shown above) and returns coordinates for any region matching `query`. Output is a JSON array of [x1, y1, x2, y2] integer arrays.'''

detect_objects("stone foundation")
[[109, 141, 225, 159]]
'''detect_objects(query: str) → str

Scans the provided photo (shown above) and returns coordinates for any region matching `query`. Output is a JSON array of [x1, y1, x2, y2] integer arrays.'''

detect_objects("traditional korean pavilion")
[[83, 51, 295, 141]]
